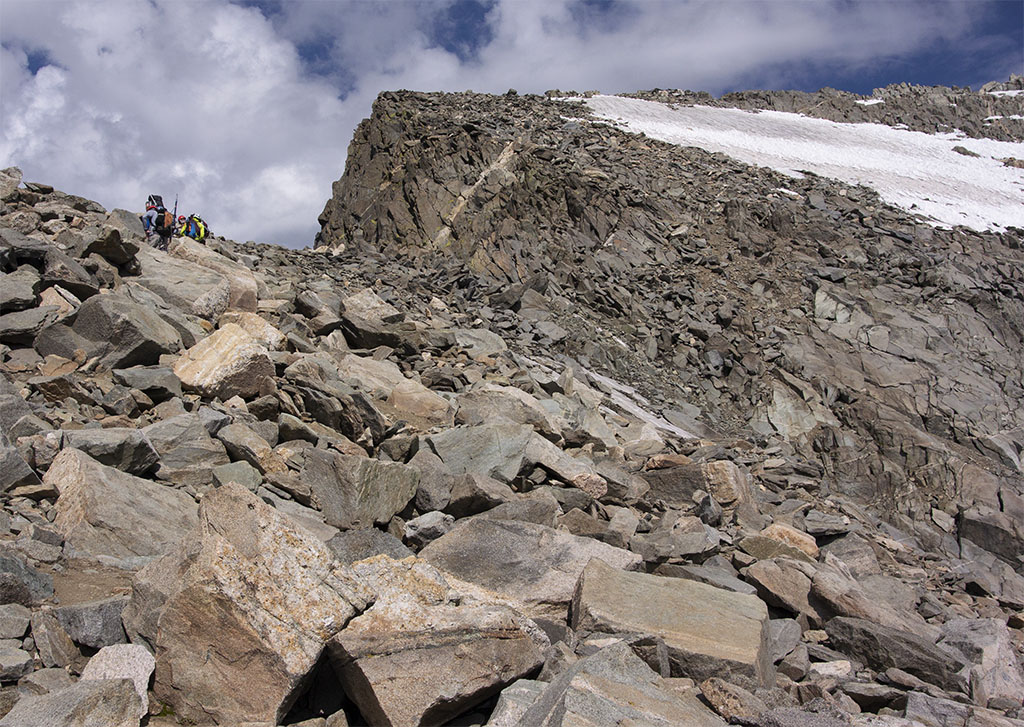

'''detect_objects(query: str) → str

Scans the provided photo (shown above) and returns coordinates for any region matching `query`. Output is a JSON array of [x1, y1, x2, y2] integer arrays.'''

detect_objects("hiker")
[[178, 213, 210, 242], [141, 194, 174, 250]]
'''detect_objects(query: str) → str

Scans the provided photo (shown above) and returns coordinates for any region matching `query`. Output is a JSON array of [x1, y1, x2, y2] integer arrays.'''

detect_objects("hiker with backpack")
[[141, 194, 174, 250], [177, 213, 210, 242]]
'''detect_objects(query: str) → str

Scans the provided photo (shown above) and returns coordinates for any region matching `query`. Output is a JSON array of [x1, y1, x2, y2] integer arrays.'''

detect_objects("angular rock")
[[303, 449, 418, 530], [47, 448, 199, 569], [938, 618, 1024, 707], [0, 548, 54, 605], [903, 690, 1024, 727], [760, 523, 819, 560], [328, 555, 546, 727], [403, 510, 455, 548], [819, 533, 881, 579], [739, 534, 816, 564], [82, 226, 139, 265], [0, 445, 40, 493], [219, 311, 287, 350], [824, 616, 968, 693], [388, 380, 453, 425], [571, 558, 775, 689], [53, 596, 128, 649], [444, 472, 515, 518], [60, 428, 159, 476], [80, 643, 155, 718], [0, 645, 32, 681], [700, 677, 769, 723], [0, 678, 142, 727], [122, 483, 373, 725], [420, 518, 642, 619], [173, 323, 274, 400], [0, 604, 29, 639], [70, 292, 182, 368], [112, 365, 182, 403], [0, 266, 40, 312], [216, 422, 288, 475], [517, 641, 727, 727], [143, 413, 230, 482], [30, 611, 79, 668], [325, 528, 413, 564], [0, 306, 60, 346], [744, 558, 817, 623]]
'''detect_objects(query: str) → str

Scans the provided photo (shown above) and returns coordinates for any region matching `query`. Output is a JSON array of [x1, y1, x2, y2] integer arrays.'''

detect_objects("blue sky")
[[1, 0, 1021, 247]]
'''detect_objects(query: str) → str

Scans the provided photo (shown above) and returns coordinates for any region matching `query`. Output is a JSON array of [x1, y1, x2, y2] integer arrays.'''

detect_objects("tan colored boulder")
[[219, 311, 287, 350], [123, 483, 373, 725], [703, 460, 753, 505], [173, 323, 274, 400], [170, 237, 258, 312], [48, 448, 198, 570], [571, 559, 775, 689], [760, 522, 819, 560], [328, 555, 547, 726], [387, 380, 454, 425]]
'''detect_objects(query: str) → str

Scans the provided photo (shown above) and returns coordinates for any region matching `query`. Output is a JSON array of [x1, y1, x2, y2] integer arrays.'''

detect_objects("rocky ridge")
[[0, 78, 1021, 727]]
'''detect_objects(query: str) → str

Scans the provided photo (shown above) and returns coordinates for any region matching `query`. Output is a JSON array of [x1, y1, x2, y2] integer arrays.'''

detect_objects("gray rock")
[[744, 558, 817, 623], [17, 667, 73, 696], [516, 641, 727, 726], [804, 509, 853, 536], [444, 472, 515, 517], [327, 555, 545, 727], [80, 643, 155, 718], [819, 533, 882, 579], [81, 226, 139, 266], [653, 563, 758, 595], [142, 413, 230, 484], [0, 167, 22, 200], [938, 618, 1024, 708], [0, 445, 40, 494], [0, 547, 54, 605], [70, 292, 182, 369], [0, 646, 32, 681], [768, 618, 804, 663], [571, 558, 775, 689], [824, 616, 968, 693], [47, 448, 199, 569], [30, 611, 79, 668], [0, 266, 40, 312], [112, 366, 182, 402], [53, 596, 128, 649], [484, 679, 547, 727], [60, 428, 159, 476], [420, 517, 642, 619], [0, 306, 60, 346], [903, 690, 1024, 727], [0, 678, 142, 727], [303, 448, 418, 530], [0, 604, 30, 639], [325, 528, 413, 564], [408, 449, 455, 512], [212, 460, 263, 491], [403, 510, 455, 548]]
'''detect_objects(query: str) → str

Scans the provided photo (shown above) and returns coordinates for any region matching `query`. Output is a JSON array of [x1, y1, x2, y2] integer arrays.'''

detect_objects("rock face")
[[0, 77, 1023, 726], [123, 483, 374, 725], [571, 558, 774, 689]]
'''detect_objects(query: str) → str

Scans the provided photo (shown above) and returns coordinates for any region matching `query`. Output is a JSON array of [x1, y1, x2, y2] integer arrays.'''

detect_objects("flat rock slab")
[[0, 678, 142, 727], [516, 641, 727, 726], [328, 555, 546, 727], [304, 449, 419, 530], [824, 616, 968, 693], [571, 558, 775, 689], [419, 517, 642, 619], [47, 448, 199, 569], [123, 483, 374, 726]]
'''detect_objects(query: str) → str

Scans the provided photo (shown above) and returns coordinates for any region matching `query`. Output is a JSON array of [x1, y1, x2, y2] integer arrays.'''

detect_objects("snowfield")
[[584, 95, 1024, 232]]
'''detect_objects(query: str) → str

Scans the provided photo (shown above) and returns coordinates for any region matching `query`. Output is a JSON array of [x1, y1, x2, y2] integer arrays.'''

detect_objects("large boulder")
[[122, 483, 374, 725], [938, 618, 1024, 707], [50, 292, 182, 369], [419, 518, 642, 619], [328, 555, 547, 726], [824, 616, 969, 693], [60, 427, 159, 475], [80, 644, 155, 719], [142, 413, 230, 484], [46, 448, 199, 569], [303, 448, 418, 530], [570, 558, 775, 689], [173, 323, 274, 400]]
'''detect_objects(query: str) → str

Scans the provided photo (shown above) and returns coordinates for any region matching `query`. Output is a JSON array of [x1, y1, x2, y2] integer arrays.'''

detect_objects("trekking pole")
[[172, 195, 178, 237]]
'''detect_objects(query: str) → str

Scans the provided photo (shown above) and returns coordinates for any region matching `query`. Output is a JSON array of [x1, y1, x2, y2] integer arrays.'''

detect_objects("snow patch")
[[583, 95, 1024, 232], [856, 98, 885, 106], [987, 90, 1024, 98]]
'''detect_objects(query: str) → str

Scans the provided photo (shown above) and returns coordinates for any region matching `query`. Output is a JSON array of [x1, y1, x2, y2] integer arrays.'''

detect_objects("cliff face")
[[318, 88, 1024, 523]]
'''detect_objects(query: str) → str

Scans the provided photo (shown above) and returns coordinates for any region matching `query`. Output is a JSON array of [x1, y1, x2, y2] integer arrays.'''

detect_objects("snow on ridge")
[[987, 90, 1024, 98], [582, 95, 1024, 232], [856, 98, 885, 106]]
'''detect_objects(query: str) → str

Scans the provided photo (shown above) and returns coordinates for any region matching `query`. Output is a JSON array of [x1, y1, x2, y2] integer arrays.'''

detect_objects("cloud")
[[1, 0, 1017, 248]]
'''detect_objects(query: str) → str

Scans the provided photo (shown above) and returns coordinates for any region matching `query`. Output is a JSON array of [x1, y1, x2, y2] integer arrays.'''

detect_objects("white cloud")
[[0, 0, 1014, 248]]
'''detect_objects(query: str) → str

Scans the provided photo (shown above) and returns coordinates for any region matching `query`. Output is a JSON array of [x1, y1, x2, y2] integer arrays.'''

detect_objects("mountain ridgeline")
[[318, 82, 1024, 524]]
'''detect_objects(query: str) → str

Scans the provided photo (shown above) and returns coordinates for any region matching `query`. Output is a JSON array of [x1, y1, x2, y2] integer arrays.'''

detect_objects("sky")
[[1, 0, 1021, 248]]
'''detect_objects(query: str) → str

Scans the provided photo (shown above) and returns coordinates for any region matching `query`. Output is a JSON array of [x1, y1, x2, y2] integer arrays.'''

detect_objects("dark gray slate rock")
[[325, 528, 413, 564], [444, 472, 515, 518], [143, 413, 230, 484], [0, 646, 33, 681], [82, 226, 139, 265], [0, 444, 40, 493], [652, 563, 758, 596], [0, 604, 30, 639], [112, 366, 182, 402], [0, 306, 60, 346], [53, 596, 129, 649], [0, 548, 54, 605], [61, 428, 159, 475], [824, 616, 968, 693], [818, 533, 881, 579], [0, 266, 40, 312]]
